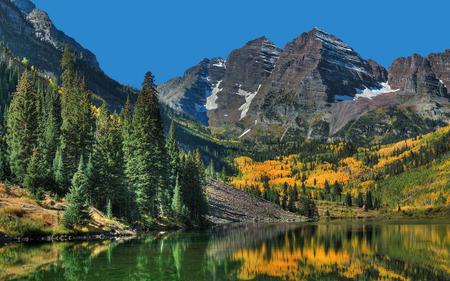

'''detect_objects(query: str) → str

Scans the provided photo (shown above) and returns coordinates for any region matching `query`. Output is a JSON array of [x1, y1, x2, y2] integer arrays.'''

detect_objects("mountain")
[[159, 28, 450, 144], [0, 0, 134, 108]]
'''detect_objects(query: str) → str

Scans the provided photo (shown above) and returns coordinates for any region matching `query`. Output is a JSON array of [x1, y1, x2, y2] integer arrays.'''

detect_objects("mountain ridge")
[[159, 28, 450, 144]]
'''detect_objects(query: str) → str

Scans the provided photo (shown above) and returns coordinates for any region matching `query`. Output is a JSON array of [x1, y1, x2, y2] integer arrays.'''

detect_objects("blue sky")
[[33, 0, 450, 88]]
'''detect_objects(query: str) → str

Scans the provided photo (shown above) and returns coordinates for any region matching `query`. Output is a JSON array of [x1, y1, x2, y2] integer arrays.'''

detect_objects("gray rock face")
[[158, 37, 280, 127], [428, 49, 450, 92], [208, 37, 281, 127], [388, 54, 447, 97], [158, 58, 226, 125], [159, 27, 450, 143], [0, 0, 131, 108], [248, 28, 385, 126]]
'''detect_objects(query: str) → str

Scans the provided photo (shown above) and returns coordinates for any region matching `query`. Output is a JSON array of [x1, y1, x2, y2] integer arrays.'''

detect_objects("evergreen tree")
[[171, 175, 188, 218], [324, 180, 331, 196], [6, 70, 39, 184], [62, 157, 91, 227], [59, 47, 95, 191], [125, 72, 168, 223], [35, 84, 60, 189], [166, 120, 180, 198], [179, 152, 208, 225], [365, 191, 373, 211], [332, 181, 342, 201], [52, 146, 65, 193], [357, 192, 364, 208], [90, 108, 128, 218], [345, 192, 352, 207], [24, 148, 40, 194], [106, 198, 112, 219]]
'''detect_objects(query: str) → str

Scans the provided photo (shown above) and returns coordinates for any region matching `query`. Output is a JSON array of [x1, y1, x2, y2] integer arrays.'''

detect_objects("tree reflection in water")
[[2, 222, 449, 281]]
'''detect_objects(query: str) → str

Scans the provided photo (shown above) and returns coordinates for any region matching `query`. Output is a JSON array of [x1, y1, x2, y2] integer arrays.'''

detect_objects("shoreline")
[[3, 213, 449, 246]]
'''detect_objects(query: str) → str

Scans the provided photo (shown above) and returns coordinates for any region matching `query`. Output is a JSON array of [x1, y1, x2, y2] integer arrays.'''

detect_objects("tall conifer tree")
[[59, 47, 95, 191], [6, 70, 38, 184]]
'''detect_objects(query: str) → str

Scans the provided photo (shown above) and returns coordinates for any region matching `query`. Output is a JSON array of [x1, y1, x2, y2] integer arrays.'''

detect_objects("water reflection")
[[2, 222, 449, 281]]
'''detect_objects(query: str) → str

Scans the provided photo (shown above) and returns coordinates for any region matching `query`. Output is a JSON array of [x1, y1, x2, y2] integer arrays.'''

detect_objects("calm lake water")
[[1, 221, 449, 281]]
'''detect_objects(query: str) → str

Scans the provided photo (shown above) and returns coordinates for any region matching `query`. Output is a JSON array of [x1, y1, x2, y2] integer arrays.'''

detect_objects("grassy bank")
[[0, 183, 133, 240]]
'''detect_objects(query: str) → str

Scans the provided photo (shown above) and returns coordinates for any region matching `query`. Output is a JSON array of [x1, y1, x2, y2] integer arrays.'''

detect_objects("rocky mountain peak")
[[388, 53, 447, 97]]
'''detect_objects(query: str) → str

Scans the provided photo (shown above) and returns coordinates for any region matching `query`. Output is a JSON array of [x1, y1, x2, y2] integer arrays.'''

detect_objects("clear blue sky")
[[33, 0, 450, 88]]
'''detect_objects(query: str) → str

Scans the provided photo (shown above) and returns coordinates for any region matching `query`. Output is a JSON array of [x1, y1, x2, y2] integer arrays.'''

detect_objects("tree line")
[[0, 47, 208, 228]]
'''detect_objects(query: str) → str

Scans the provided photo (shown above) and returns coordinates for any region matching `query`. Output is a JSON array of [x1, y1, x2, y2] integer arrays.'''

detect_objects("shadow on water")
[[1, 221, 449, 281]]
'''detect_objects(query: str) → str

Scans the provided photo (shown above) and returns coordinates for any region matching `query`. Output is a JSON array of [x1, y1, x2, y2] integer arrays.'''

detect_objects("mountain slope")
[[0, 0, 134, 108], [231, 125, 450, 212]]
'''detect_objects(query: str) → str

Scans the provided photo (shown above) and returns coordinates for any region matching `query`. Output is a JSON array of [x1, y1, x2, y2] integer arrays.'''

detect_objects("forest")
[[0, 47, 208, 229], [231, 125, 450, 216]]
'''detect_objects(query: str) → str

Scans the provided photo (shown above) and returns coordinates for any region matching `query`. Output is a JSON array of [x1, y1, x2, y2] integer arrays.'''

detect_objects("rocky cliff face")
[[388, 54, 447, 97], [159, 28, 450, 144], [158, 37, 280, 127], [158, 58, 226, 125], [0, 0, 132, 108], [208, 37, 280, 128], [246, 28, 386, 128]]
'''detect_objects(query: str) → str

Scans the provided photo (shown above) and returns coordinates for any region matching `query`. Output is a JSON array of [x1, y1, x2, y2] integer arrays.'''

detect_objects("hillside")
[[206, 179, 304, 224], [231, 125, 450, 216], [0, 183, 133, 240]]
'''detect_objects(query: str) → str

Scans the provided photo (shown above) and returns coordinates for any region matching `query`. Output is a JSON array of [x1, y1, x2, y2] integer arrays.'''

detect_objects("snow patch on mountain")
[[213, 60, 226, 68], [314, 29, 353, 52], [354, 82, 399, 100], [237, 84, 261, 119], [205, 80, 223, 110]]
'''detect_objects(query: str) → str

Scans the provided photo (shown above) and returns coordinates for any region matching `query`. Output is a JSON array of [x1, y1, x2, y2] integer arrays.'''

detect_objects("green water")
[[1, 222, 449, 281]]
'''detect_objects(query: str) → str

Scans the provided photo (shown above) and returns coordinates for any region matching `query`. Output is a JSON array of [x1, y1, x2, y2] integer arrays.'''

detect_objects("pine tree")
[[171, 175, 188, 218], [24, 148, 40, 194], [332, 181, 342, 202], [179, 152, 208, 225], [357, 192, 364, 208], [62, 157, 91, 228], [6, 70, 39, 184], [106, 198, 112, 220], [126, 72, 168, 224], [59, 47, 95, 191], [91, 108, 128, 218], [345, 192, 352, 207], [52, 146, 65, 193], [365, 191, 373, 211], [35, 84, 60, 190], [166, 120, 180, 199]]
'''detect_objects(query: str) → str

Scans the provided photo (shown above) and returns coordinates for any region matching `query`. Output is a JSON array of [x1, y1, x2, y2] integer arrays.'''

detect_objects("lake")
[[1, 221, 449, 281]]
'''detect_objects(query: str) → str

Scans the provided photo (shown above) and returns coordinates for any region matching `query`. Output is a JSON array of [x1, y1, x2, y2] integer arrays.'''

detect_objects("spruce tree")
[[324, 180, 331, 198], [357, 192, 364, 208], [126, 72, 168, 224], [52, 146, 65, 193], [63, 157, 91, 228], [179, 152, 208, 225], [24, 148, 40, 194], [59, 47, 95, 191], [365, 191, 373, 211], [166, 120, 180, 198], [6, 70, 39, 184], [345, 192, 352, 207], [171, 175, 188, 218], [91, 108, 128, 218]]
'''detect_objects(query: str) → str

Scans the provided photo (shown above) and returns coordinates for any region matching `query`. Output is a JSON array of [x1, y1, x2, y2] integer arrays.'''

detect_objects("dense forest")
[[0, 47, 208, 229], [232, 126, 450, 215]]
